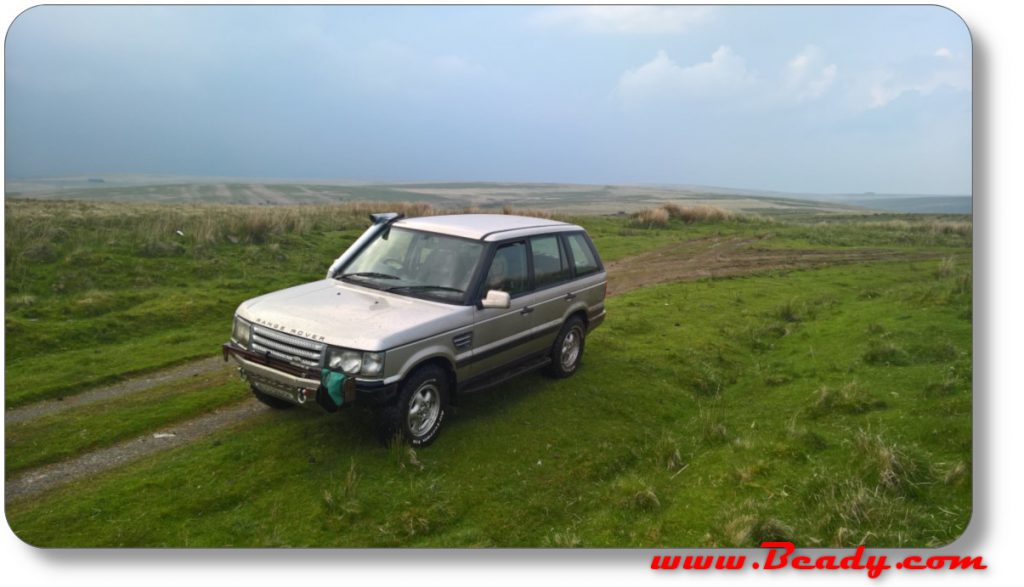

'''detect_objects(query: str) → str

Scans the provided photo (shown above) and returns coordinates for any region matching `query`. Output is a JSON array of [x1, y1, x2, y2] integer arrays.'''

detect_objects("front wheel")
[[545, 317, 586, 378], [377, 365, 449, 446]]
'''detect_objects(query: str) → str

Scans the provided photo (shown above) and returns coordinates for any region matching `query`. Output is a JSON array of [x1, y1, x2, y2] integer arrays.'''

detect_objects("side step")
[[458, 355, 552, 395]]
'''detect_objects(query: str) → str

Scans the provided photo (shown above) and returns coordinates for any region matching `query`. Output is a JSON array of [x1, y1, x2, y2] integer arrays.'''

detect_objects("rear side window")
[[530, 235, 571, 287], [566, 233, 599, 277]]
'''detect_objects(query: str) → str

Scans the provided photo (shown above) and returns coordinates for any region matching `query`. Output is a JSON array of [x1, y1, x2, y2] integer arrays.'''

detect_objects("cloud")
[[866, 54, 969, 108], [530, 6, 713, 35], [615, 46, 754, 106], [783, 46, 837, 101], [934, 47, 953, 58]]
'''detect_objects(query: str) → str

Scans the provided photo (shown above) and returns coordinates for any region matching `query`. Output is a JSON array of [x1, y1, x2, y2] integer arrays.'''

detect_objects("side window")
[[566, 233, 599, 277], [530, 235, 571, 288], [484, 241, 529, 296]]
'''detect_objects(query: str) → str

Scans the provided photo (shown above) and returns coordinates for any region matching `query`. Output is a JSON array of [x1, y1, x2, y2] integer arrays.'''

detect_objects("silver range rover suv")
[[223, 213, 607, 446]]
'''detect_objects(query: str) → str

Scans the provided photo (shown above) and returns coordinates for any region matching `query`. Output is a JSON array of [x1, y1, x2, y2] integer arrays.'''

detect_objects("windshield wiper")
[[339, 272, 401, 281], [387, 285, 465, 294]]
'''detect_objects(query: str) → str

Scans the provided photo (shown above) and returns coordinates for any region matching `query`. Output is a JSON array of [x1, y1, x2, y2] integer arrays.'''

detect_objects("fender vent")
[[452, 332, 473, 350]]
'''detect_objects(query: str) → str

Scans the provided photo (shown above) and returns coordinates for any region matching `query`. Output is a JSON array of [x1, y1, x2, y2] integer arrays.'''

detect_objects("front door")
[[466, 240, 544, 379]]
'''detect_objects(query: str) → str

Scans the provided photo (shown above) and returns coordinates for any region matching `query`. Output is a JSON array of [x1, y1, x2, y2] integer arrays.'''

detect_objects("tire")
[[545, 316, 586, 379], [376, 364, 449, 447], [251, 385, 296, 410]]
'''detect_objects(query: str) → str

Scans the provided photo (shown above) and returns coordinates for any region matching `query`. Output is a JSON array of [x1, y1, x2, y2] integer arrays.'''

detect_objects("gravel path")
[[5, 356, 231, 426], [5, 400, 263, 503]]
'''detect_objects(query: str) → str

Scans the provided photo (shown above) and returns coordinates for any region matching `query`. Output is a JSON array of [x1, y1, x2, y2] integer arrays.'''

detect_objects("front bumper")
[[222, 343, 398, 409]]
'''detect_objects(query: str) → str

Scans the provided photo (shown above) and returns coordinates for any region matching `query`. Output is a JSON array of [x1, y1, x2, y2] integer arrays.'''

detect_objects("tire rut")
[[5, 400, 263, 503], [5, 356, 232, 426]]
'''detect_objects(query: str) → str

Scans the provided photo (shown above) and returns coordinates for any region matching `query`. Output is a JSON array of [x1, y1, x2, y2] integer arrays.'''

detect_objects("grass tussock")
[[854, 430, 930, 497], [936, 256, 956, 278], [322, 459, 363, 526], [777, 298, 811, 323], [804, 477, 904, 546], [628, 207, 670, 229], [722, 514, 794, 547], [863, 340, 911, 366], [613, 476, 662, 512], [544, 530, 583, 548], [663, 203, 737, 223], [810, 382, 887, 417], [698, 401, 729, 445], [628, 204, 742, 228], [923, 367, 962, 396], [652, 432, 685, 472]]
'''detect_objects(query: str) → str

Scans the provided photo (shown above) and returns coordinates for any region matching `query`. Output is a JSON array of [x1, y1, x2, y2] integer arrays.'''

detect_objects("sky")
[[4, 5, 971, 195]]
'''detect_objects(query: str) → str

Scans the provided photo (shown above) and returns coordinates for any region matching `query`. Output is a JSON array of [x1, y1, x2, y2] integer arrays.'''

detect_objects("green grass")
[[5, 369, 249, 476], [7, 259, 971, 547], [5, 201, 776, 406]]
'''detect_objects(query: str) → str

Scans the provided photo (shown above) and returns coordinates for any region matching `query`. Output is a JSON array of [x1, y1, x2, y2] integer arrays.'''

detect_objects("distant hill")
[[4, 176, 970, 217]]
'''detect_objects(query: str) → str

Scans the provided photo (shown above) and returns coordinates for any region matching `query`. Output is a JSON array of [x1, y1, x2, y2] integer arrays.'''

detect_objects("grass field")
[[4, 198, 972, 547]]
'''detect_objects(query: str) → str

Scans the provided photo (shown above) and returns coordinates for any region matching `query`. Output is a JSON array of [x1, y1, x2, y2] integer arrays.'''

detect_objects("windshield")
[[337, 227, 483, 303]]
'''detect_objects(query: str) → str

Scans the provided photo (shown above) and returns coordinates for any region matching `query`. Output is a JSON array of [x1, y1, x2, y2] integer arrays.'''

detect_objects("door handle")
[[565, 293, 577, 302], [520, 306, 534, 315]]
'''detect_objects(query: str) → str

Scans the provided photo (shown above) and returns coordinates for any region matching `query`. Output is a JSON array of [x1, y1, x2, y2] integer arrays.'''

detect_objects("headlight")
[[325, 348, 385, 377], [361, 352, 384, 376], [232, 316, 252, 348]]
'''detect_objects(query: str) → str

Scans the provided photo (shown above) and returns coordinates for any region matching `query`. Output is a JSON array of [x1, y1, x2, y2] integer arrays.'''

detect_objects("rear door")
[[527, 233, 576, 346]]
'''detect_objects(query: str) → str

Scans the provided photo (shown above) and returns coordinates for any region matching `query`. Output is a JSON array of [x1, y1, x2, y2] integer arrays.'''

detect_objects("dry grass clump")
[[628, 207, 670, 228], [627, 203, 743, 228], [663, 203, 735, 223], [5, 199, 579, 271], [854, 430, 929, 496], [936, 256, 956, 278], [809, 382, 887, 417], [5, 199, 443, 251], [722, 514, 794, 547], [860, 219, 972, 237], [501, 205, 558, 219]]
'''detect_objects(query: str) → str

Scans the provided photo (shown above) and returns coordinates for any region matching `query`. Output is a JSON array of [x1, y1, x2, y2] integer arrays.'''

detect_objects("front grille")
[[251, 325, 325, 370]]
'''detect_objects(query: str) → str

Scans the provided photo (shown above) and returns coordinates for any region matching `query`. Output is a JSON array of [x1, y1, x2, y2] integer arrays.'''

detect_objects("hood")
[[236, 279, 471, 351]]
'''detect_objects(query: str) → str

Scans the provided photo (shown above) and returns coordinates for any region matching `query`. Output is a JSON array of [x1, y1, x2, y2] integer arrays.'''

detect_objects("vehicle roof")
[[393, 214, 580, 242]]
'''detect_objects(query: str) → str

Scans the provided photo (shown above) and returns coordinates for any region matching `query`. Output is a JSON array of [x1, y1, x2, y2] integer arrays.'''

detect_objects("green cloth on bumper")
[[317, 369, 347, 412]]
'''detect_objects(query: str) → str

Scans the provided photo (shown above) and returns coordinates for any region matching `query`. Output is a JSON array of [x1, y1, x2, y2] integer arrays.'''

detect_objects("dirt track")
[[6, 402, 263, 502], [5, 239, 942, 502], [606, 237, 942, 296], [5, 357, 231, 425]]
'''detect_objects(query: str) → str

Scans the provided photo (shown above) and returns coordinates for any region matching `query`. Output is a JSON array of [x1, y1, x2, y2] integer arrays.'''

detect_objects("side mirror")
[[480, 289, 511, 309]]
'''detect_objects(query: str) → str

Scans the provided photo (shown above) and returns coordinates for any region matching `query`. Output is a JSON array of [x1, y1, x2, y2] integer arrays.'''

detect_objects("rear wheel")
[[376, 365, 449, 446], [251, 385, 295, 410], [545, 317, 586, 378]]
